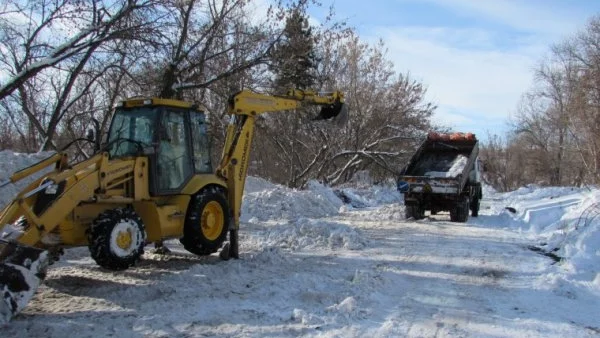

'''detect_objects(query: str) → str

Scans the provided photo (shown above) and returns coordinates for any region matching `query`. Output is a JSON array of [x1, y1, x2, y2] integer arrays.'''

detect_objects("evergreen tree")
[[270, 8, 318, 91]]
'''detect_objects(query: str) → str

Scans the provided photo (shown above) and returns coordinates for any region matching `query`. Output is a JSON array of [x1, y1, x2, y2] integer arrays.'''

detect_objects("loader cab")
[[107, 98, 212, 195]]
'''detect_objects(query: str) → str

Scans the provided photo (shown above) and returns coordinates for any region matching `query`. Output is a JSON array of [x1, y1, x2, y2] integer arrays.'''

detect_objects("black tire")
[[450, 197, 470, 223], [405, 204, 424, 220], [471, 197, 480, 217], [88, 208, 146, 270], [405, 205, 415, 219], [415, 205, 425, 220], [449, 207, 458, 222], [180, 186, 230, 256]]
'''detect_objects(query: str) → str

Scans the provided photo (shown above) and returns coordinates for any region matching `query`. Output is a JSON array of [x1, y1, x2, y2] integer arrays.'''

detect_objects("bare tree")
[[510, 15, 600, 187], [134, 0, 291, 100], [0, 0, 156, 101], [252, 31, 435, 187], [0, 0, 158, 151]]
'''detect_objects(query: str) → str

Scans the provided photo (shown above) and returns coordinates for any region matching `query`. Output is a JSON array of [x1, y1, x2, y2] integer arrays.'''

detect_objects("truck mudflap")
[[0, 240, 49, 325]]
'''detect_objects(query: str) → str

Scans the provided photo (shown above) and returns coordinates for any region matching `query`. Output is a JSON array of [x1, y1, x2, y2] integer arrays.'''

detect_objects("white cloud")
[[380, 26, 536, 119], [312, 0, 593, 139], [403, 0, 589, 36]]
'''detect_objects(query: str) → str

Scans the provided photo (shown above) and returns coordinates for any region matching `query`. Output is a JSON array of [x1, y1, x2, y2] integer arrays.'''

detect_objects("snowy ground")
[[1, 153, 599, 337]]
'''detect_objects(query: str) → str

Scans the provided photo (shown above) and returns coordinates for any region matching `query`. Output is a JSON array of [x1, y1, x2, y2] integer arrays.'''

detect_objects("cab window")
[[189, 112, 212, 173], [107, 108, 156, 158]]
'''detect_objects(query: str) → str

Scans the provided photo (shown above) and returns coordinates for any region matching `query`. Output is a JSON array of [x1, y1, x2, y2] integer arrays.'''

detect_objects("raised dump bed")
[[397, 132, 482, 222]]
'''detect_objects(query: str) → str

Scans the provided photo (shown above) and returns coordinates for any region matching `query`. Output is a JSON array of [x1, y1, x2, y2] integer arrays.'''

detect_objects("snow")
[[0, 150, 55, 207], [425, 154, 468, 178], [0, 151, 599, 337]]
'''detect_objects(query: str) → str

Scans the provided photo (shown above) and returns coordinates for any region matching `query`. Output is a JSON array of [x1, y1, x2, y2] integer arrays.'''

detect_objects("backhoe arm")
[[215, 89, 346, 259]]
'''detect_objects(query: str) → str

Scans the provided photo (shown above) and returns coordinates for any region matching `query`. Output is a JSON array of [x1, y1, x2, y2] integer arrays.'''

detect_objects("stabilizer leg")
[[219, 229, 239, 261], [229, 229, 239, 259]]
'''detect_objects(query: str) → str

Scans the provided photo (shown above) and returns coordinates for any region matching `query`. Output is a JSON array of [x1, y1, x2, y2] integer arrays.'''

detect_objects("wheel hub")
[[116, 229, 132, 249], [201, 201, 224, 241]]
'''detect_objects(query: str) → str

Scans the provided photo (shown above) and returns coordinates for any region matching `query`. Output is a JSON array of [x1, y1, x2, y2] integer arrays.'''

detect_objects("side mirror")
[[481, 160, 488, 172], [86, 129, 95, 142], [90, 118, 101, 152]]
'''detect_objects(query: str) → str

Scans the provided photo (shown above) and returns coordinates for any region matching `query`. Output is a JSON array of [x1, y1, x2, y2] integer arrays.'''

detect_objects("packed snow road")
[[3, 199, 599, 337]]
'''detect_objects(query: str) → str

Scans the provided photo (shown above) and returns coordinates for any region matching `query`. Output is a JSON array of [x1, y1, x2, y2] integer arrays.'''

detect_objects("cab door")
[[154, 109, 193, 194]]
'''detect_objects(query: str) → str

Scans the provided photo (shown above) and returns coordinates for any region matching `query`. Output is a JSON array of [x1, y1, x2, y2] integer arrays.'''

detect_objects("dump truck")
[[0, 88, 347, 324], [396, 132, 482, 222]]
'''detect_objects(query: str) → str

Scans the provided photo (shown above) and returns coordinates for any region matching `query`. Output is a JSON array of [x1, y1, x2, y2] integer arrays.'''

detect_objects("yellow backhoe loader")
[[0, 88, 347, 324]]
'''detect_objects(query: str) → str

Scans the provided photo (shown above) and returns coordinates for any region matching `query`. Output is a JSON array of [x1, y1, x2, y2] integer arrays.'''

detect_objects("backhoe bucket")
[[0, 241, 49, 325], [315, 100, 349, 126]]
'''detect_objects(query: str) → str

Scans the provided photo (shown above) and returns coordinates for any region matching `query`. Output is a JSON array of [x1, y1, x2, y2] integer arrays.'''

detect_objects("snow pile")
[[0, 149, 598, 336], [241, 178, 343, 222], [306, 180, 344, 210], [483, 185, 600, 287], [425, 154, 468, 178], [243, 176, 279, 194], [335, 183, 402, 209], [259, 218, 367, 251], [0, 151, 55, 209]]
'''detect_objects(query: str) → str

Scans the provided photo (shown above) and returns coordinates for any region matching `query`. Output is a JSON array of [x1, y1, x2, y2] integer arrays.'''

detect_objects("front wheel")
[[88, 208, 146, 270], [180, 186, 230, 256]]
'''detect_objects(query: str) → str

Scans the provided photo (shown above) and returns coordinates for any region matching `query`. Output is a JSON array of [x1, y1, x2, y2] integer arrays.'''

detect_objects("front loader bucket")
[[315, 100, 349, 126], [0, 241, 48, 325]]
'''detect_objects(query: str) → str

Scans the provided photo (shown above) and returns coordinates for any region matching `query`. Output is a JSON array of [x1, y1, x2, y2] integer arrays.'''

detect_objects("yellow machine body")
[[0, 89, 346, 323]]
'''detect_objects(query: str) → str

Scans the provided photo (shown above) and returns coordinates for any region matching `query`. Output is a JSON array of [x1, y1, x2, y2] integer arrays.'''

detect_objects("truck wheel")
[[449, 208, 458, 222], [405, 205, 414, 219], [450, 197, 469, 223], [405, 204, 424, 220], [181, 186, 230, 256], [88, 208, 146, 270], [471, 197, 480, 217], [416, 205, 425, 220]]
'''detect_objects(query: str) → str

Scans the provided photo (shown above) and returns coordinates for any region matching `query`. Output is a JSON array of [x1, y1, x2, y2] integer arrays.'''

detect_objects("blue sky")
[[307, 0, 600, 141]]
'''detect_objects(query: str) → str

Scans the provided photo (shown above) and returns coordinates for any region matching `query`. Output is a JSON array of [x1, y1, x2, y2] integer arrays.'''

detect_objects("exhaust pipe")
[[0, 240, 49, 325]]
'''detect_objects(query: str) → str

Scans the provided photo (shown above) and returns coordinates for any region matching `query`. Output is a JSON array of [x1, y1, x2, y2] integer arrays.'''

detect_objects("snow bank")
[[241, 178, 343, 222], [0, 151, 55, 209], [487, 185, 600, 288], [259, 218, 367, 251], [242, 176, 279, 194], [335, 184, 402, 209]]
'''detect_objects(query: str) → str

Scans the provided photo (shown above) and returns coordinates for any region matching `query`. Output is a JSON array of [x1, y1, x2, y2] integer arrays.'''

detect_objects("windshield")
[[107, 108, 157, 158]]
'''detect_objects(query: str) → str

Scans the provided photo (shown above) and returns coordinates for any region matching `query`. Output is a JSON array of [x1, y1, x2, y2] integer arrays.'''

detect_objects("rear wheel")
[[405, 204, 425, 220], [88, 208, 146, 270], [471, 197, 480, 217], [450, 197, 469, 223], [180, 186, 230, 256]]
